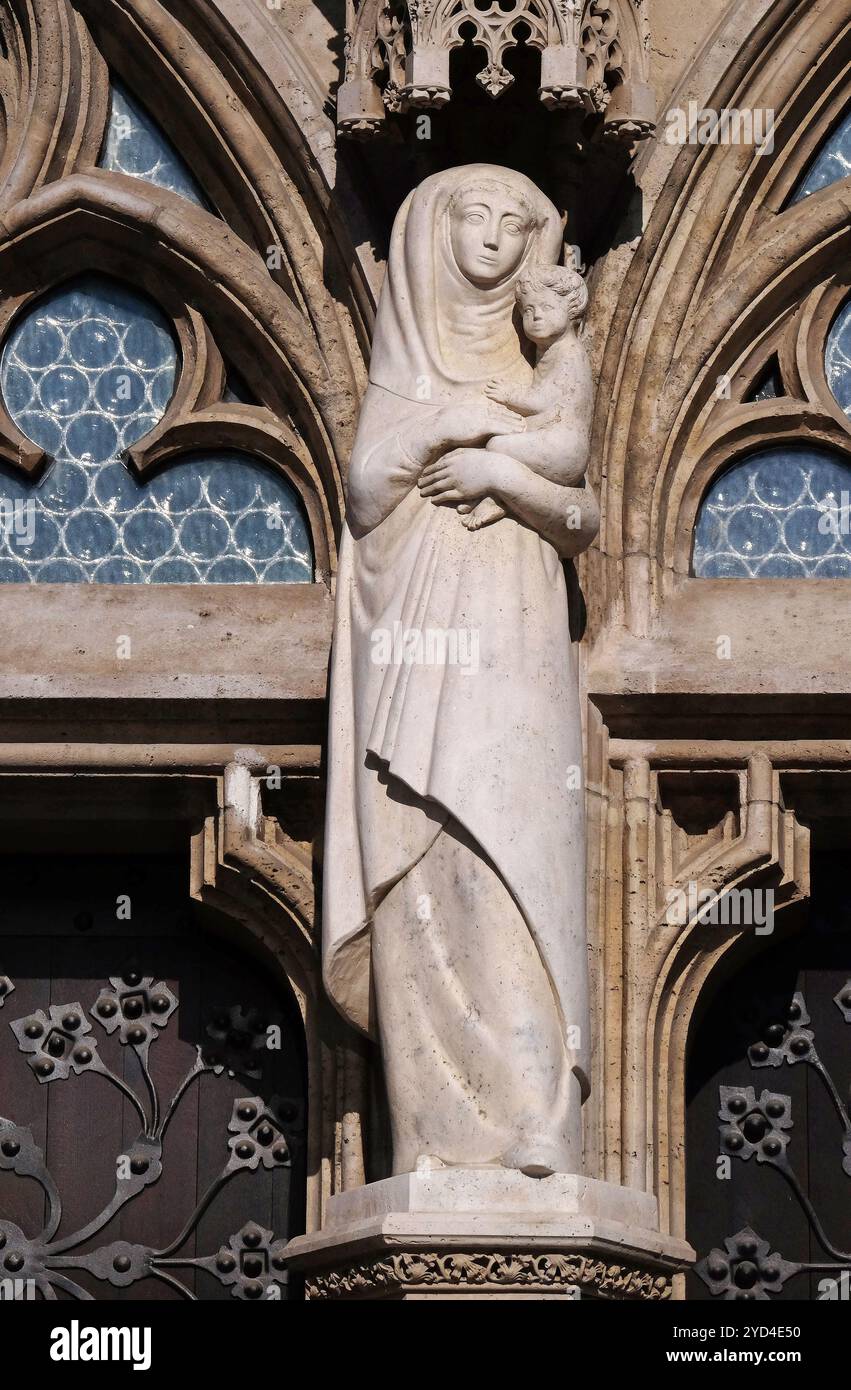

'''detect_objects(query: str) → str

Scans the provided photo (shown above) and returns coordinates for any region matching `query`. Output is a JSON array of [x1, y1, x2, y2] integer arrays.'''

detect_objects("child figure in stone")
[[459, 264, 592, 531]]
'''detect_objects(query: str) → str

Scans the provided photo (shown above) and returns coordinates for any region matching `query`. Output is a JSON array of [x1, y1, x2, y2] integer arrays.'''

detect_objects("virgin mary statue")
[[323, 164, 599, 1179]]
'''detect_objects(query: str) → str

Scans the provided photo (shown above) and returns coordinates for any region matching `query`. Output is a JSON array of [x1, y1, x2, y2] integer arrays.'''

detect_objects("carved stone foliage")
[[305, 1249, 673, 1299], [0, 0, 371, 579], [338, 0, 654, 139]]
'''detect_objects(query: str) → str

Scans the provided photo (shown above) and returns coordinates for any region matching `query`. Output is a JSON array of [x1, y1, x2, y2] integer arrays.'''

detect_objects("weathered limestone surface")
[[322, 164, 599, 1179], [287, 159, 697, 1298], [0, 584, 332, 700], [286, 1169, 693, 1300]]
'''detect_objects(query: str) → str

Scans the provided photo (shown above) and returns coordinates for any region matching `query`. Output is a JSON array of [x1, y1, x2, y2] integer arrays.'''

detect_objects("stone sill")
[[0, 582, 333, 702], [588, 578, 851, 738]]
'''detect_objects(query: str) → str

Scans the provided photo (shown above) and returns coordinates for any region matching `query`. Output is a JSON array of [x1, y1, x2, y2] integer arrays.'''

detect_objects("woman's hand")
[[418, 447, 515, 505]]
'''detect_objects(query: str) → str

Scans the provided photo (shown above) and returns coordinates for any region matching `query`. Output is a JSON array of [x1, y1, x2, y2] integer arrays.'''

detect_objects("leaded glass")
[[826, 299, 851, 418], [99, 80, 206, 207], [0, 275, 313, 583], [748, 362, 782, 402], [3, 274, 176, 464], [693, 447, 851, 578], [790, 108, 851, 203]]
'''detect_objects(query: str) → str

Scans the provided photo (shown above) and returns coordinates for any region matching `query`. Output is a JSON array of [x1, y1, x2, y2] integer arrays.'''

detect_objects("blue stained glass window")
[[0, 275, 313, 583], [790, 107, 851, 203], [693, 447, 851, 578], [99, 80, 207, 207], [748, 362, 782, 402], [826, 300, 851, 418]]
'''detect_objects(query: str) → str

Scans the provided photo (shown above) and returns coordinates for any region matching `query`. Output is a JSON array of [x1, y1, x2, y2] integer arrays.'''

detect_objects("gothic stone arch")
[[583, 0, 851, 1297]]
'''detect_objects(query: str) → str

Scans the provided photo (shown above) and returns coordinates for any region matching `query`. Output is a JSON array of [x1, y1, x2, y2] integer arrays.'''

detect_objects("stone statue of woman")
[[323, 164, 600, 1180]]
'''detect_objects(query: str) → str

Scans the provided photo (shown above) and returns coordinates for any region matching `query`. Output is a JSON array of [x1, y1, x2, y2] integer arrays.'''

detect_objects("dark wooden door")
[[0, 853, 305, 1301], [686, 852, 851, 1301]]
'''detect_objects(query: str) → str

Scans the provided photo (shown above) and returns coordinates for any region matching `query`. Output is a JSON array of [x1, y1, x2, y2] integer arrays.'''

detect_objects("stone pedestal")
[[285, 1170, 694, 1300]]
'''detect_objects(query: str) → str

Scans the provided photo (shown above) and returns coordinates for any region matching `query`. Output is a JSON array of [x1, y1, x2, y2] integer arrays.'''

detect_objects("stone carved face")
[[448, 188, 534, 288], [518, 287, 574, 346]]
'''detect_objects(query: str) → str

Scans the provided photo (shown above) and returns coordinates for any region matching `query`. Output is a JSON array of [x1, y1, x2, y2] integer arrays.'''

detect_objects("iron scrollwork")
[[697, 984, 851, 1299], [0, 971, 299, 1300]]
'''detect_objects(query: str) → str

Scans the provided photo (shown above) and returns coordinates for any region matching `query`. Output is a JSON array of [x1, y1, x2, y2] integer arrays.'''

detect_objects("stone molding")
[[584, 732, 813, 1250], [285, 1169, 693, 1299], [338, 0, 654, 140], [584, 0, 851, 639], [305, 1248, 674, 1300], [191, 762, 369, 1230], [0, 0, 375, 576], [575, 2, 851, 1283]]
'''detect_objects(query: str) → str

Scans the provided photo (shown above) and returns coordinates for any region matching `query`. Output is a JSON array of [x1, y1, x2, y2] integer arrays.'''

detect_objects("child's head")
[[514, 265, 588, 344]]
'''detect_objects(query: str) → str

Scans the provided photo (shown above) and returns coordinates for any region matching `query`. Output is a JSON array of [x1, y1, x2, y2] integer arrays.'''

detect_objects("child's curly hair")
[[514, 264, 588, 322]]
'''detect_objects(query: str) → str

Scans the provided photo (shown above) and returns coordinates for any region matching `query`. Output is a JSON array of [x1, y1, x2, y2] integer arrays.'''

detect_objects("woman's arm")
[[346, 421, 430, 538], [417, 447, 599, 558], [496, 458, 600, 558], [347, 400, 523, 537]]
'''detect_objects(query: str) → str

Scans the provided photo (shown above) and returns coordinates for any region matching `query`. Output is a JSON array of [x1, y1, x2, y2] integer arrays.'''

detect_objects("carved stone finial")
[[337, 0, 655, 140]]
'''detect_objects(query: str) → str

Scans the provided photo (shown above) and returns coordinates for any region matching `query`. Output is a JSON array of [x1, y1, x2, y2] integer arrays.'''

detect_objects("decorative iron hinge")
[[697, 984, 851, 1299], [0, 971, 301, 1300]]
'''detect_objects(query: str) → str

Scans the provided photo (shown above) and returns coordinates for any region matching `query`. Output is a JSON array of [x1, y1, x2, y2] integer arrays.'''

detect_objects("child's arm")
[[484, 378, 548, 415], [486, 349, 593, 485]]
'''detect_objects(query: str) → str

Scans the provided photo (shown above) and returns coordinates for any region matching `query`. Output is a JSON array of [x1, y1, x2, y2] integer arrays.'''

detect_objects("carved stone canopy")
[[338, 0, 655, 141]]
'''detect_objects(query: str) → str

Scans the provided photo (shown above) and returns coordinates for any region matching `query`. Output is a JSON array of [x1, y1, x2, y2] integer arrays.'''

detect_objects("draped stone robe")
[[322, 166, 591, 1176]]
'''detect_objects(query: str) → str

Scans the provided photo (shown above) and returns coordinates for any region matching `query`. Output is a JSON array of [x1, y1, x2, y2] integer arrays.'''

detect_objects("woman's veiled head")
[[368, 164, 563, 403], [448, 183, 538, 288]]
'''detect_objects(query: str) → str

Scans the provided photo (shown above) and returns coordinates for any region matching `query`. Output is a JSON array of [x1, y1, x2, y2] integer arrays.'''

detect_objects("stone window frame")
[[669, 277, 851, 581], [0, 0, 370, 593], [0, 0, 376, 1235], [579, 1, 851, 1288], [584, 1, 851, 638]]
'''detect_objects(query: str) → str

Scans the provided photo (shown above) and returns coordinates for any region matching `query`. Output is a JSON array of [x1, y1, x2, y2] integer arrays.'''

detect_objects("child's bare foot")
[[461, 497, 505, 530]]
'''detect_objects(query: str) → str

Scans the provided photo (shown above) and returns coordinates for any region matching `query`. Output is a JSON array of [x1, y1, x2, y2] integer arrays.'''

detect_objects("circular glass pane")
[[826, 300, 851, 418], [694, 447, 851, 577], [0, 277, 312, 583]]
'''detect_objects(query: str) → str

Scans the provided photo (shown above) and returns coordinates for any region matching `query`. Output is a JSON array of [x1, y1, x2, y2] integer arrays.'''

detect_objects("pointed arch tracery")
[[0, 0, 371, 584], [585, 0, 851, 632]]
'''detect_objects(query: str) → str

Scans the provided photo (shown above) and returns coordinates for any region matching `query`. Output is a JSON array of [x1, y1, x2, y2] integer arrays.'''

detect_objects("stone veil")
[[322, 163, 598, 1178]]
